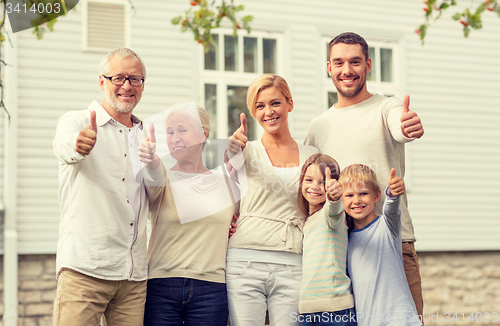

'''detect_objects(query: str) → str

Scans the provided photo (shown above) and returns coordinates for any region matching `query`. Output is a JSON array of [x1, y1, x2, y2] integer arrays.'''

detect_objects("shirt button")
[[122, 178, 125, 181], [130, 223, 133, 226], [124, 154, 127, 157], [127, 200, 130, 203], [119, 130, 123, 133]]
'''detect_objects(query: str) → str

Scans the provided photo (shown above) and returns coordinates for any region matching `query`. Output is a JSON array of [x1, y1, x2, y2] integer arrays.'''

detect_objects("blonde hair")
[[246, 74, 292, 117], [296, 154, 340, 218], [338, 164, 380, 194]]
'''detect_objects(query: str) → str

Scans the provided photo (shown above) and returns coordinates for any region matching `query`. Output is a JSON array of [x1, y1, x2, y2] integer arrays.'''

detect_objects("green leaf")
[[172, 16, 182, 25], [463, 25, 470, 37]]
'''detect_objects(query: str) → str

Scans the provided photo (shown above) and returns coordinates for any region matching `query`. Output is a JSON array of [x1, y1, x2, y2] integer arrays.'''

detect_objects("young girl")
[[296, 154, 356, 326]]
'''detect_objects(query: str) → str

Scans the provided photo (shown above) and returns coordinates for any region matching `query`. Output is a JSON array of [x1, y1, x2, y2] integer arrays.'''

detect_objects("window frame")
[[199, 29, 282, 140]]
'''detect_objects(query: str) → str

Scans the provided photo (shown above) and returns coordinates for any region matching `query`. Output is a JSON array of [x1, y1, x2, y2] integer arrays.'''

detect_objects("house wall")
[[1, 0, 499, 323], [2, 0, 498, 255], [1, 252, 499, 325]]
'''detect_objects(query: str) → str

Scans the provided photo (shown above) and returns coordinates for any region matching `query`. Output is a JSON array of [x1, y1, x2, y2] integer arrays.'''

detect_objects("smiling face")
[[100, 55, 145, 114], [327, 43, 372, 107], [165, 113, 206, 162], [341, 182, 381, 229], [254, 86, 293, 136], [301, 163, 327, 215]]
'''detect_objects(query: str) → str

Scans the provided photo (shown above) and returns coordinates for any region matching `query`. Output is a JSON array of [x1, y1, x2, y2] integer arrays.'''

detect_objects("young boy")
[[339, 164, 422, 326]]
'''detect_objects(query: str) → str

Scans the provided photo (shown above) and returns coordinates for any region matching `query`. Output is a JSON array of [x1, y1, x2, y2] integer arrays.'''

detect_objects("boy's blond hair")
[[339, 164, 380, 194]]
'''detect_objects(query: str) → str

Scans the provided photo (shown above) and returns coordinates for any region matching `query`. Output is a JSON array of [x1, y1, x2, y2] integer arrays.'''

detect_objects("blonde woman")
[[226, 74, 319, 326]]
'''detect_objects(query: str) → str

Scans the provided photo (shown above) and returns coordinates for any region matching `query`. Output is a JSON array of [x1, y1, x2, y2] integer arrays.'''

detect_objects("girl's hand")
[[326, 167, 342, 201], [138, 123, 160, 169], [388, 168, 405, 197]]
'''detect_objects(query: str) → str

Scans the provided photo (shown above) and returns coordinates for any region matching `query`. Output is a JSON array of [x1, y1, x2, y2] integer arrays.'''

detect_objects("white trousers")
[[226, 261, 301, 326]]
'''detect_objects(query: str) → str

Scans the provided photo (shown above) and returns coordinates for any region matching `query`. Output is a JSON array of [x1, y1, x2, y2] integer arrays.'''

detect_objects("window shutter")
[[83, 0, 130, 52]]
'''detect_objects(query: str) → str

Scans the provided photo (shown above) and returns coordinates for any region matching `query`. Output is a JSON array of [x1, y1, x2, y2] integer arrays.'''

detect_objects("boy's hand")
[[228, 113, 248, 154], [388, 168, 405, 197], [325, 167, 342, 201], [400, 95, 424, 139]]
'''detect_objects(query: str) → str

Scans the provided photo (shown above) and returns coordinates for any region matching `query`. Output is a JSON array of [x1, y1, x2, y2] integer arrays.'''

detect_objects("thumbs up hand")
[[228, 113, 248, 154], [400, 95, 424, 139], [76, 111, 97, 156], [325, 167, 343, 202], [138, 123, 160, 169], [388, 168, 405, 197]]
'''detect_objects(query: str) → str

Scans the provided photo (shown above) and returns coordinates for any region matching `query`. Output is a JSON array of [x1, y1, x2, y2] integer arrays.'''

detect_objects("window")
[[200, 30, 281, 141], [81, 0, 131, 52], [323, 38, 399, 109]]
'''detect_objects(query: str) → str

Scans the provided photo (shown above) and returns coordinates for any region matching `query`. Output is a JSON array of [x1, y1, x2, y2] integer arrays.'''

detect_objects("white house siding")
[[9, 0, 196, 253], [3, 0, 499, 254], [239, 0, 500, 251]]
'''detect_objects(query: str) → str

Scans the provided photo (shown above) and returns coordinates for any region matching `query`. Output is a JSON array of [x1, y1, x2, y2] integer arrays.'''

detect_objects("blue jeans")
[[143, 277, 228, 326], [299, 308, 357, 326]]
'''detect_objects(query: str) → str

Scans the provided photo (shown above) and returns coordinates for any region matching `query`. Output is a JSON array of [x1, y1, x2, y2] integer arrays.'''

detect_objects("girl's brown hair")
[[296, 153, 340, 217]]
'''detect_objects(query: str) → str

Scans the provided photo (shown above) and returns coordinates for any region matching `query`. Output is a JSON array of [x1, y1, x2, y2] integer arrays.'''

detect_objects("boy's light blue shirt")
[[347, 189, 422, 326]]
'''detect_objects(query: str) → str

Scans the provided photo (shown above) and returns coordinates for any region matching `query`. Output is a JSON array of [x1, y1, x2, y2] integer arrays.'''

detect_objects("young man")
[[304, 32, 424, 317], [339, 165, 422, 326], [53, 48, 148, 326]]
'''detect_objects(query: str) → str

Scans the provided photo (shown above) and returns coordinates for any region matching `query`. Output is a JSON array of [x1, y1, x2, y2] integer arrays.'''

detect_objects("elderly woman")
[[226, 74, 319, 326], [139, 102, 238, 326]]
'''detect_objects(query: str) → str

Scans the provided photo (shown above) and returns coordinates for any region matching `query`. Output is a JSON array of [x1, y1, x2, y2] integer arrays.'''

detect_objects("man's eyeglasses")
[[102, 75, 145, 86]]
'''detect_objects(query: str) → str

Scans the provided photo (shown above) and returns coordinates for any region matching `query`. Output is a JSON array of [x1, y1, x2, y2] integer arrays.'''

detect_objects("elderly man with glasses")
[[53, 48, 149, 326]]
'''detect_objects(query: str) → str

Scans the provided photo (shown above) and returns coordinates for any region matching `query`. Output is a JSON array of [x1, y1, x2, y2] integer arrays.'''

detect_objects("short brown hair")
[[246, 74, 292, 118], [328, 32, 369, 62], [296, 153, 340, 218]]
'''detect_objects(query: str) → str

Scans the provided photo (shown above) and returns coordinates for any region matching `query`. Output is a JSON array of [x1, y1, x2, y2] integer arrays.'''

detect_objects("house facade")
[[1, 0, 499, 324]]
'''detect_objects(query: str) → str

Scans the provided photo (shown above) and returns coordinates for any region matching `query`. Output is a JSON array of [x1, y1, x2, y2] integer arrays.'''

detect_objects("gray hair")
[[99, 48, 147, 77], [163, 102, 210, 139]]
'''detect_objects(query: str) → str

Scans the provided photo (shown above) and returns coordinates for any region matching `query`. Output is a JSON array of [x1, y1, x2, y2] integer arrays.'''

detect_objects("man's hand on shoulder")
[[400, 95, 424, 139], [76, 111, 97, 156]]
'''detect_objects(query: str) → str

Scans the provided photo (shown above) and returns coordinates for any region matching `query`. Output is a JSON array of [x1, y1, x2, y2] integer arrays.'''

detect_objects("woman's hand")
[[228, 113, 248, 154], [138, 123, 160, 170]]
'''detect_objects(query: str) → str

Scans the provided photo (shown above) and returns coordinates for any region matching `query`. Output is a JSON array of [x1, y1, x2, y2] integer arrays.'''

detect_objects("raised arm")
[[384, 168, 404, 238], [400, 95, 424, 139], [324, 167, 345, 230], [225, 113, 248, 181], [138, 122, 160, 170], [76, 110, 98, 156], [54, 110, 96, 164], [228, 113, 248, 154], [139, 122, 166, 204]]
